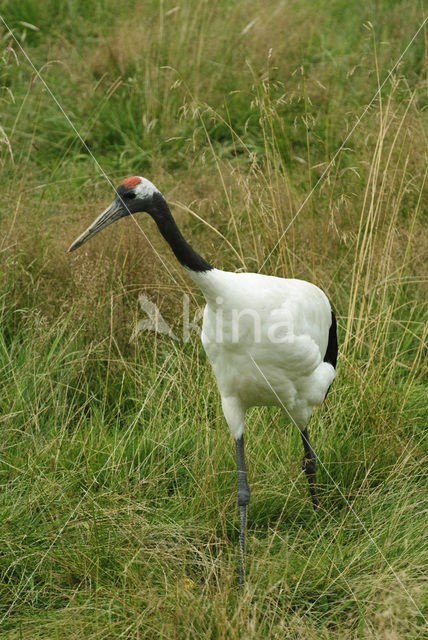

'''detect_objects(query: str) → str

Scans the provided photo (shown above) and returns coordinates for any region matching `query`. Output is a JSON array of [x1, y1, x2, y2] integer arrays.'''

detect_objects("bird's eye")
[[124, 192, 136, 200]]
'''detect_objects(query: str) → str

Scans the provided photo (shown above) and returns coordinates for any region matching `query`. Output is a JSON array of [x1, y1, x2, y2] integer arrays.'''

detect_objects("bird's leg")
[[300, 427, 319, 509], [235, 434, 250, 586]]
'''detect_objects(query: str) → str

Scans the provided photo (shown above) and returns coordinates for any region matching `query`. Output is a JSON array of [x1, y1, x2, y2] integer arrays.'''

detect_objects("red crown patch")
[[121, 176, 141, 188]]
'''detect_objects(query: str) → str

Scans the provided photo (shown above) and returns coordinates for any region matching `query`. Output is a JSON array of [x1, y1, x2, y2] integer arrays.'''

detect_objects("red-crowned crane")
[[69, 176, 338, 585]]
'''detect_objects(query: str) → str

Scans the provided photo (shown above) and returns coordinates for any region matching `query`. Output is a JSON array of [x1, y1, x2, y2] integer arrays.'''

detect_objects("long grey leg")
[[235, 435, 250, 586], [300, 427, 319, 509]]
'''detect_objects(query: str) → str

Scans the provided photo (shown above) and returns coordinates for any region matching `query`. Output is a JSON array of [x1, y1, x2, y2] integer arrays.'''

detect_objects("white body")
[[189, 269, 336, 438]]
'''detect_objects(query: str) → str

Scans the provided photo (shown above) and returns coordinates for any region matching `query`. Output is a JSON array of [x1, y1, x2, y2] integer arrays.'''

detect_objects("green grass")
[[0, 0, 427, 637]]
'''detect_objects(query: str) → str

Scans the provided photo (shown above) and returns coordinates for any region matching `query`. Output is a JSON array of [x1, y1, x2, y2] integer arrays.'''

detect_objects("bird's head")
[[68, 176, 161, 252]]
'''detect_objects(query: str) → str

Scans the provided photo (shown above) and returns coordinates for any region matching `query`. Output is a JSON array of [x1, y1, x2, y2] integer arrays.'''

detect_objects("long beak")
[[68, 199, 125, 252]]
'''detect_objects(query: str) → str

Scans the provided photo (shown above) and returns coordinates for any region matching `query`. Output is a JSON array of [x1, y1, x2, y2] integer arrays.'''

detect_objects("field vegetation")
[[0, 0, 427, 637]]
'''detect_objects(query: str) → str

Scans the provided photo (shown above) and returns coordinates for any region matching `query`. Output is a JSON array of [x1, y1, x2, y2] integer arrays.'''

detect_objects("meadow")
[[0, 1, 427, 637]]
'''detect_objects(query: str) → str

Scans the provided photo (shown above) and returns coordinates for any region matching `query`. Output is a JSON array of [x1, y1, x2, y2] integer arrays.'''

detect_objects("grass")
[[0, 0, 427, 637]]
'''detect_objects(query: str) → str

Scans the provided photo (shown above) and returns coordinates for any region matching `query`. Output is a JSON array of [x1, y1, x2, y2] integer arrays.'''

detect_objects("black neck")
[[147, 193, 212, 272]]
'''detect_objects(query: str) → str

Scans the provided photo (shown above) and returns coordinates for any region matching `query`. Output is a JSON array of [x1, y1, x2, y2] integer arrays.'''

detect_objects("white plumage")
[[190, 269, 335, 437]]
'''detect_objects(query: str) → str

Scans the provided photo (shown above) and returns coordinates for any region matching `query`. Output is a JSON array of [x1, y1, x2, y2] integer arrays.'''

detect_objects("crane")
[[69, 175, 338, 584]]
